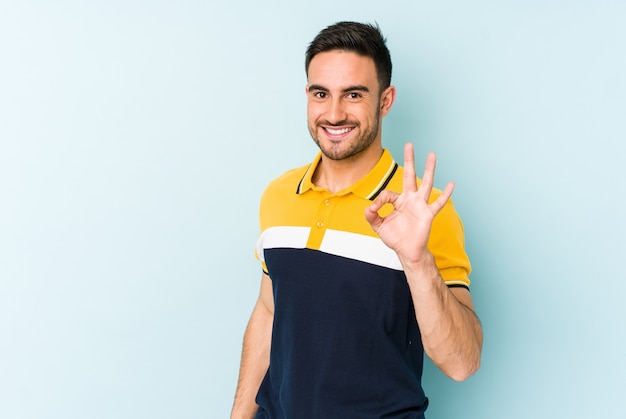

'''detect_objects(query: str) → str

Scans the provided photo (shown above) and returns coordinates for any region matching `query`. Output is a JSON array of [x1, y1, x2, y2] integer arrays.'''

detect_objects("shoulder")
[[262, 164, 309, 198], [260, 163, 313, 211], [258, 163, 312, 232]]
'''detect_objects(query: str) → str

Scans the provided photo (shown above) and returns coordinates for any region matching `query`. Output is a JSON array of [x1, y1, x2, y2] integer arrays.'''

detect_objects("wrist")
[[400, 249, 435, 274], [401, 251, 441, 290]]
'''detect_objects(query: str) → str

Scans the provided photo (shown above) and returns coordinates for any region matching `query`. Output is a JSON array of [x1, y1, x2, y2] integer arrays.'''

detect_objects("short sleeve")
[[427, 197, 471, 288]]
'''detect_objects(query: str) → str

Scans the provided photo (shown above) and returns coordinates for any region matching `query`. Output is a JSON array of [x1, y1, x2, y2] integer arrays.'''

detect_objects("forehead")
[[307, 50, 378, 88]]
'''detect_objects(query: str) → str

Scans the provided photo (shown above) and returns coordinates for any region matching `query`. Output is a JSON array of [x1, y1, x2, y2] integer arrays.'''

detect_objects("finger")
[[429, 181, 455, 214], [402, 143, 418, 193], [364, 205, 383, 228], [368, 190, 399, 212], [418, 152, 437, 200], [365, 190, 399, 226]]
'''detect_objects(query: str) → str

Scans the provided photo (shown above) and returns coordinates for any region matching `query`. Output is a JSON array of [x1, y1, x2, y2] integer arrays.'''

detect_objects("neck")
[[312, 144, 383, 194]]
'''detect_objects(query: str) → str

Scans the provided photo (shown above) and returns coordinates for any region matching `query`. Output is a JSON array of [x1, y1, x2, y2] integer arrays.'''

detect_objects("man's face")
[[306, 50, 392, 161]]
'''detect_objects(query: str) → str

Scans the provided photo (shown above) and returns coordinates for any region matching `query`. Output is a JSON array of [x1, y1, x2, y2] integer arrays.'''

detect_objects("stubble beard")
[[309, 107, 381, 161]]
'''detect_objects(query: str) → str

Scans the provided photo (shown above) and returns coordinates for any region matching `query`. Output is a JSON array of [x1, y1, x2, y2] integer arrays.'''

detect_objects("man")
[[231, 21, 482, 419]]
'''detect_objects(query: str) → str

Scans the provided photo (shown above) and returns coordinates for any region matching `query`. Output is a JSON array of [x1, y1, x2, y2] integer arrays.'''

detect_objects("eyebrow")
[[308, 84, 370, 94]]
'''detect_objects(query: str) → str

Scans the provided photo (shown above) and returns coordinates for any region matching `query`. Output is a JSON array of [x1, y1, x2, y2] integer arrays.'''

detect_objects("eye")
[[347, 92, 362, 100], [314, 91, 327, 99]]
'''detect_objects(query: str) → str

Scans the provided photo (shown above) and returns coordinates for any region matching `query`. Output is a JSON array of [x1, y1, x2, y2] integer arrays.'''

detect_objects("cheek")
[[355, 106, 375, 123], [307, 103, 323, 121]]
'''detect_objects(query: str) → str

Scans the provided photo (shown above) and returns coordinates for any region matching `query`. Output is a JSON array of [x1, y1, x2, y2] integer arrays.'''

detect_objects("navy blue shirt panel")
[[255, 248, 428, 419]]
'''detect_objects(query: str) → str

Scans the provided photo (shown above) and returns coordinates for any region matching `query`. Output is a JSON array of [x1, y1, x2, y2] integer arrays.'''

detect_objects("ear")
[[379, 86, 396, 117]]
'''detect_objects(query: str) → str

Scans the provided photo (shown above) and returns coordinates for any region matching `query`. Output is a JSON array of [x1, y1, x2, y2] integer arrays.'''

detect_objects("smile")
[[323, 126, 354, 136]]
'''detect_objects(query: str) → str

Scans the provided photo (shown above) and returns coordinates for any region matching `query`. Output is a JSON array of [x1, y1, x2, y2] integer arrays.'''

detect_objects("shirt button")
[[316, 221, 324, 228], [324, 199, 331, 207]]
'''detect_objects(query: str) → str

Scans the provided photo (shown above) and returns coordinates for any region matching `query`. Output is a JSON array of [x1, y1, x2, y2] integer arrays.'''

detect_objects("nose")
[[326, 97, 346, 124]]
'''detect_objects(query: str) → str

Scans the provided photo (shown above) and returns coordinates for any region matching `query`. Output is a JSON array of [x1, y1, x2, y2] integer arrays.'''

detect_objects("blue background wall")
[[1, 1, 624, 418]]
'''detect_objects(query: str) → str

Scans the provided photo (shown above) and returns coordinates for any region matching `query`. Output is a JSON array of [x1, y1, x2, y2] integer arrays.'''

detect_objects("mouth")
[[322, 126, 354, 138]]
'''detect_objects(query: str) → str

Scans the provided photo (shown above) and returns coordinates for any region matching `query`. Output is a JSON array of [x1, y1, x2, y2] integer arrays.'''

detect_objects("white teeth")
[[326, 127, 351, 135]]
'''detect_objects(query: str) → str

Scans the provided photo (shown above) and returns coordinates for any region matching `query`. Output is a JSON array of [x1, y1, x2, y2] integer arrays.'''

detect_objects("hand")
[[365, 143, 454, 266]]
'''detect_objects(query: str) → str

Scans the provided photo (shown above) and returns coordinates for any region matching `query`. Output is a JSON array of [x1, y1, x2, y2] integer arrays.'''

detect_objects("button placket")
[[306, 195, 336, 249], [316, 197, 334, 229]]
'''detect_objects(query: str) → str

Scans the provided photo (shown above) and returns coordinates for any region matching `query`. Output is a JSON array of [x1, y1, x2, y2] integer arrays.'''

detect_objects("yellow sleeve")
[[427, 197, 471, 288]]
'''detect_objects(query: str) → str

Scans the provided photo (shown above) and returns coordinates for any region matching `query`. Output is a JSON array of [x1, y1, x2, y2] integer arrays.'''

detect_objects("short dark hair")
[[305, 21, 392, 90]]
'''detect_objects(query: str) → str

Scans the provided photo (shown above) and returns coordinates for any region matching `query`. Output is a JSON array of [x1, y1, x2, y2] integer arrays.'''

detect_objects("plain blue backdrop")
[[1, 1, 625, 418]]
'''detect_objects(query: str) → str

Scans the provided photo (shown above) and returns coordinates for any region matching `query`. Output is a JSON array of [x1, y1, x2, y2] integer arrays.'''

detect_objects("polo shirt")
[[254, 149, 471, 419]]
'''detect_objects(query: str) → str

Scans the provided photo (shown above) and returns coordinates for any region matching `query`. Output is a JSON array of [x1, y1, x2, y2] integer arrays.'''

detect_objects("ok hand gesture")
[[365, 143, 455, 267]]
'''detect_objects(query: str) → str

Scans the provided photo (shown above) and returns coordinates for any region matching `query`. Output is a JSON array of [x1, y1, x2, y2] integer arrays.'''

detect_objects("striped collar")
[[296, 149, 399, 201]]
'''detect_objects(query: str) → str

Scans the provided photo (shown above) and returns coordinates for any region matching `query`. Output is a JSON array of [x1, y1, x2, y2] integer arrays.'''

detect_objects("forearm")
[[231, 303, 273, 419], [403, 252, 482, 381]]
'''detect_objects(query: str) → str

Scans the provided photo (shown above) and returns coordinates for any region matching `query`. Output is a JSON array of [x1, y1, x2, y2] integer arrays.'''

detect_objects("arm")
[[403, 256, 482, 381], [365, 143, 482, 381], [231, 273, 274, 418]]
